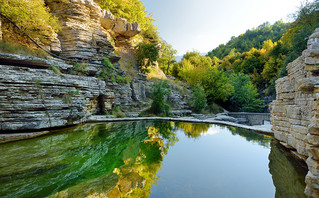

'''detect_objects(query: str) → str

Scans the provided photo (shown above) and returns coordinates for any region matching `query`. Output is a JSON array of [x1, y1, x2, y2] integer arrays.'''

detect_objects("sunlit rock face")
[[270, 28, 319, 197], [45, 0, 116, 62], [44, 0, 140, 62]]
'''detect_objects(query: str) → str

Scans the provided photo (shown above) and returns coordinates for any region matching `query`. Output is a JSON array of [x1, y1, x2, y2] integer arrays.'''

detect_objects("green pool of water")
[[0, 121, 307, 198]]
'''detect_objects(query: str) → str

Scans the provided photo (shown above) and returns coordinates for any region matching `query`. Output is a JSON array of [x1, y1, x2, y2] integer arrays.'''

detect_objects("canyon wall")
[[0, 0, 191, 132], [270, 28, 319, 197]]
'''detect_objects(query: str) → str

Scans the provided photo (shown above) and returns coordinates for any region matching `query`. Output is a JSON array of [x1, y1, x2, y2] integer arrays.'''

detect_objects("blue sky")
[[142, 0, 308, 55]]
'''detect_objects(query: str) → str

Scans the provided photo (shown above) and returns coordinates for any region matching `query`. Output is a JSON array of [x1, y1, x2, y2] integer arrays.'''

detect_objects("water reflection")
[[0, 121, 307, 197], [227, 126, 272, 148], [268, 140, 308, 198], [174, 122, 211, 139]]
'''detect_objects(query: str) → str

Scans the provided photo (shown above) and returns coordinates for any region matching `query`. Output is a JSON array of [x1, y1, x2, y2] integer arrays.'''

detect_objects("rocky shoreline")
[[0, 113, 272, 144]]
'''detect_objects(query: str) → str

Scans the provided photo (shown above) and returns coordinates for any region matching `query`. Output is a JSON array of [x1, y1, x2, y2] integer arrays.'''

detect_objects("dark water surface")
[[0, 121, 307, 198]]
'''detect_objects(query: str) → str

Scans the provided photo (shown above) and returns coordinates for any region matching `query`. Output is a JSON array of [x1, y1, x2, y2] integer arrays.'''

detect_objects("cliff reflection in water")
[[0, 121, 308, 197], [268, 140, 308, 198]]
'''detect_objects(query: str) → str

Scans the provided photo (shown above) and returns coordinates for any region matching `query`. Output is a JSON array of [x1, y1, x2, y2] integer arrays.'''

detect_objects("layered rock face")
[[44, 0, 140, 63], [45, 0, 116, 62], [270, 28, 319, 197], [0, 53, 114, 131], [0, 53, 191, 131]]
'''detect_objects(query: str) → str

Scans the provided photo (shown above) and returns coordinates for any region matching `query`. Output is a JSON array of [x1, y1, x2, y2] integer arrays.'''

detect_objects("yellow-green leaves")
[[0, 0, 60, 43]]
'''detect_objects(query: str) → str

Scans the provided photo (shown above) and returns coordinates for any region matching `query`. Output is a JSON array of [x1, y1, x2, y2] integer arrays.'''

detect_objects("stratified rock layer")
[[0, 53, 192, 132], [45, 0, 140, 62], [270, 28, 319, 197], [0, 53, 142, 131], [45, 0, 114, 62]]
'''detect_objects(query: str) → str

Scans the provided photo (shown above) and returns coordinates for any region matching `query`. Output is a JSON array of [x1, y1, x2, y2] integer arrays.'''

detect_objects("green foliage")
[[95, 0, 159, 41], [178, 51, 213, 86], [103, 57, 114, 69], [207, 21, 290, 59], [191, 84, 207, 113], [281, 0, 319, 69], [115, 75, 131, 84], [207, 103, 224, 114], [111, 106, 125, 118], [229, 73, 265, 112], [202, 66, 234, 103], [0, 41, 48, 57], [158, 42, 177, 75], [177, 51, 233, 104], [0, 0, 60, 44], [70, 62, 88, 76], [135, 42, 160, 73], [149, 81, 171, 116], [98, 57, 115, 80], [50, 64, 63, 76]]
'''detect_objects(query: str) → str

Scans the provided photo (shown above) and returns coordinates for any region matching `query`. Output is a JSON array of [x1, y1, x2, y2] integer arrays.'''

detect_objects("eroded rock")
[[45, 0, 120, 62]]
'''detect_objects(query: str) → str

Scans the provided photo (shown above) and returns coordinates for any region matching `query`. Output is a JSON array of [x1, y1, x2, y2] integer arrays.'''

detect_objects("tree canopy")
[[207, 21, 290, 59], [0, 0, 60, 43]]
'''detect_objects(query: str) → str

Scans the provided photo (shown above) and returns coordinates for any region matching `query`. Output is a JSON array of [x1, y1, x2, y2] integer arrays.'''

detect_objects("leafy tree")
[[135, 42, 160, 73], [202, 66, 234, 103], [158, 42, 177, 75], [0, 0, 60, 44], [192, 84, 207, 113], [207, 21, 290, 59], [281, 0, 319, 70], [229, 73, 265, 112]]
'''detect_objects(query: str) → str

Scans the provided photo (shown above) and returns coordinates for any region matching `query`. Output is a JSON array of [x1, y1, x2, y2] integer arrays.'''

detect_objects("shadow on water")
[[0, 121, 308, 197]]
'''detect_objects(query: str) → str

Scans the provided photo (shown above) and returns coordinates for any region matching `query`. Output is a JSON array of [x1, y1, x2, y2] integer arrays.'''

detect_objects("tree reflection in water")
[[174, 122, 210, 139], [0, 121, 308, 198], [227, 126, 272, 148]]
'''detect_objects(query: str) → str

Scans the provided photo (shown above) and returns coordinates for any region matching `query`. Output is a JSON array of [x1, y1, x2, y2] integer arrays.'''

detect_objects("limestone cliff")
[[270, 28, 319, 197], [44, 0, 140, 63], [0, 0, 192, 132]]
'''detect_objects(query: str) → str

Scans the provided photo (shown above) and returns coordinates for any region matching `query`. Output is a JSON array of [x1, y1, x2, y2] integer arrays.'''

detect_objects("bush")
[[149, 80, 171, 116], [192, 84, 207, 113]]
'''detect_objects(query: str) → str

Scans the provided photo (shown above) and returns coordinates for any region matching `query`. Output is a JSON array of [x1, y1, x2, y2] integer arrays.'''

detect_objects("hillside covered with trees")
[[162, 0, 319, 113]]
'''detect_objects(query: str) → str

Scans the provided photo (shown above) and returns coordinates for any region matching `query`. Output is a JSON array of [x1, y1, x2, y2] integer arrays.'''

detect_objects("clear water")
[[0, 121, 307, 198]]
